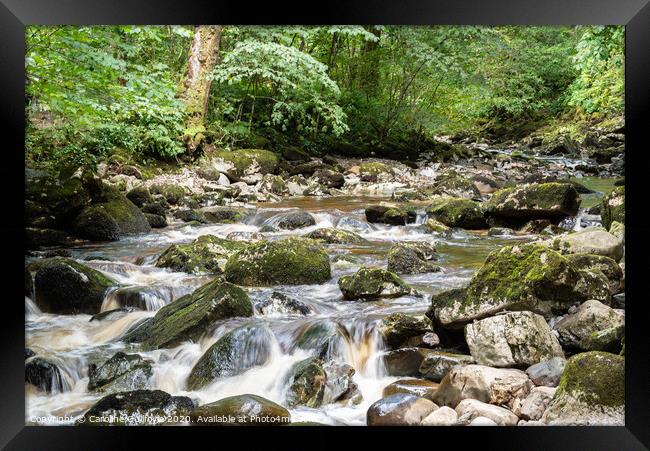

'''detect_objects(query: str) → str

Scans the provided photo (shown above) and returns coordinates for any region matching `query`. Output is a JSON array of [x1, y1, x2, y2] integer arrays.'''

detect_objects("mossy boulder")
[[313, 169, 345, 189], [430, 244, 585, 327], [565, 254, 623, 294], [379, 313, 432, 350], [425, 218, 451, 234], [125, 186, 153, 208], [200, 206, 254, 224], [285, 357, 358, 408], [149, 184, 187, 205], [541, 351, 624, 425], [275, 211, 316, 230], [304, 227, 366, 244], [386, 242, 440, 274], [88, 352, 153, 393], [365, 205, 416, 225], [338, 267, 412, 301], [544, 227, 624, 262], [173, 209, 207, 224], [145, 213, 167, 228], [601, 186, 625, 230], [27, 257, 116, 314], [136, 280, 253, 350], [485, 183, 580, 226], [213, 149, 280, 178], [25, 170, 90, 227], [431, 173, 480, 199], [155, 235, 246, 275], [187, 323, 275, 390], [425, 197, 487, 229], [26, 227, 68, 248], [224, 237, 331, 286], [554, 300, 625, 351], [78, 390, 194, 425], [189, 394, 290, 425], [359, 162, 393, 182], [258, 174, 289, 195]]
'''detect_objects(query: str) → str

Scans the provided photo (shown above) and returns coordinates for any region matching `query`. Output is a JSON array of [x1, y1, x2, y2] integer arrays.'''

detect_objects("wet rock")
[[149, 184, 187, 205], [336, 216, 373, 232], [25, 356, 66, 393], [224, 237, 331, 286], [425, 218, 451, 234], [173, 209, 208, 224], [541, 351, 624, 425], [106, 286, 170, 311], [421, 405, 458, 425], [465, 311, 564, 368], [200, 206, 254, 224], [601, 186, 624, 230], [26, 227, 68, 248], [225, 231, 262, 242], [485, 183, 580, 226], [425, 197, 487, 229], [27, 257, 116, 314], [125, 186, 153, 208], [433, 364, 530, 408], [455, 399, 519, 425], [89, 307, 135, 322], [25, 348, 35, 359], [418, 351, 475, 382], [554, 300, 625, 351], [431, 173, 481, 198], [187, 323, 274, 390], [544, 227, 624, 262], [383, 348, 433, 377], [88, 352, 153, 393], [137, 280, 253, 350], [189, 394, 290, 426], [526, 357, 566, 387], [79, 389, 194, 425], [367, 394, 437, 426], [156, 235, 246, 275], [387, 242, 440, 274], [140, 201, 167, 217], [255, 291, 312, 316], [313, 169, 345, 189], [431, 244, 585, 327], [488, 227, 514, 237], [382, 379, 439, 401], [518, 386, 556, 420], [258, 174, 289, 195], [304, 227, 366, 244], [145, 213, 167, 228], [285, 357, 357, 408], [359, 162, 393, 182], [378, 313, 432, 350], [339, 267, 412, 301], [275, 211, 317, 230], [365, 205, 416, 225], [293, 320, 347, 358]]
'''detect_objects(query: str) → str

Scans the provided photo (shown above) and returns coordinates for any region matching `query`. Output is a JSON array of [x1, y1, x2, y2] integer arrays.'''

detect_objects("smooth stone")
[[525, 357, 566, 387], [367, 394, 437, 426], [421, 405, 458, 426], [455, 399, 519, 426]]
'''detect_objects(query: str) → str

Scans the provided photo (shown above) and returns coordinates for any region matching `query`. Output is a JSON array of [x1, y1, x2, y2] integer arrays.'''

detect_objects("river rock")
[[292, 320, 348, 358], [421, 405, 458, 425], [544, 227, 624, 262], [258, 174, 289, 195], [465, 311, 564, 368], [359, 162, 393, 182], [488, 227, 514, 237], [365, 205, 416, 225], [418, 351, 475, 382], [601, 186, 624, 230], [27, 257, 116, 314], [155, 234, 246, 275], [285, 357, 357, 408], [425, 218, 451, 234], [313, 169, 345, 189], [189, 394, 290, 425], [383, 379, 439, 400], [255, 291, 311, 316], [431, 172, 481, 198], [136, 280, 253, 350], [224, 237, 331, 286], [485, 183, 580, 226], [541, 351, 624, 425], [367, 394, 437, 426], [141, 201, 167, 217], [336, 215, 373, 232], [433, 364, 530, 408], [125, 186, 153, 207], [565, 254, 624, 294], [210, 149, 280, 181], [379, 313, 432, 350], [78, 389, 194, 425], [553, 300, 625, 350], [145, 213, 167, 228], [88, 352, 153, 393], [25, 356, 67, 393], [525, 357, 566, 387], [518, 386, 556, 420], [425, 197, 487, 229], [200, 206, 254, 223], [339, 267, 412, 301], [455, 399, 519, 425], [173, 209, 208, 224], [275, 211, 316, 230], [187, 323, 275, 390], [150, 184, 186, 204], [383, 348, 434, 377], [430, 244, 587, 327], [304, 227, 366, 244], [387, 242, 440, 274]]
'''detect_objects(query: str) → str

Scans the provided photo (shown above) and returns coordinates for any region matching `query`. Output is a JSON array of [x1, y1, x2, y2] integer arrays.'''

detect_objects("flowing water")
[[25, 176, 616, 425]]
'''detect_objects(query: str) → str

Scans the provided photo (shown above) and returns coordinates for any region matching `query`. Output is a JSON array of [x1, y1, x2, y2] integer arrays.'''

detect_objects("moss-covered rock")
[[145, 213, 167, 228], [431, 173, 481, 199], [365, 205, 416, 225], [313, 169, 345, 189], [485, 183, 580, 226], [379, 313, 432, 350], [430, 244, 585, 327], [88, 352, 153, 393], [601, 186, 625, 230], [554, 300, 625, 350], [25, 356, 67, 393], [213, 149, 280, 178], [155, 235, 246, 275], [425, 197, 487, 229], [425, 218, 451, 234], [26, 227, 68, 249], [359, 162, 393, 182], [136, 280, 253, 350], [258, 174, 289, 195], [78, 389, 195, 425], [386, 242, 440, 274], [544, 227, 624, 262], [291, 320, 347, 358], [149, 184, 187, 205], [338, 267, 412, 301], [285, 357, 358, 408], [224, 237, 331, 286], [173, 209, 207, 224], [27, 257, 116, 314], [187, 323, 275, 390], [200, 206, 254, 224], [125, 186, 153, 207], [565, 254, 623, 294], [541, 351, 624, 425], [304, 227, 366, 244], [25, 170, 90, 227], [189, 394, 290, 425], [274, 211, 316, 230]]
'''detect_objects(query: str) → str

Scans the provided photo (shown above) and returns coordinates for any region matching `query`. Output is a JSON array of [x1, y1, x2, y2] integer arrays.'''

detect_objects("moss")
[[213, 149, 280, 177], [156, 235, 246, 275], [379, 313, 432, 349], [259, 174, 288, 195], [285, 357, 327, 408], [338, 266, 412, 300], [304, 227, 366, 244], [150, 184, 187, 205], [554, 351, 624, 408], [387, 242, 440, 274], [365, 205, 415, 225], [430, 174, 480, 198], [201, 206, 253, 224], [359, 162, 393, 175], [224, 237, 331, 286], [601, 186, 625, 230], [426, 197, 487, 229]]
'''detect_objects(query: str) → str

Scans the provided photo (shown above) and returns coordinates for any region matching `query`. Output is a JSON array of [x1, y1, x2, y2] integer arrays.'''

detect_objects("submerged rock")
[[292, 320, 347, 358], [255, 291, 312, 316], [155, 235, 246, 275], [386, 242, 440, 275], [88, 352, 153, 393], [304, 227, 366, 244], [189, 394, 290, 426], [338, 267, 412, 301], [224, 237, 331, 286], [425, 197, 487, 229], [367, 394, 437, 426]]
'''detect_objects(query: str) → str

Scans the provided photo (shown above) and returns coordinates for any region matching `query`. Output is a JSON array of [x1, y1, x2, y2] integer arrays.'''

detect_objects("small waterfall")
[[25, 296, 42, 317]]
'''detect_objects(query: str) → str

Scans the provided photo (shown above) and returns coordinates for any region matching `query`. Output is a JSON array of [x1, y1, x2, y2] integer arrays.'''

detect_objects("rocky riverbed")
[[24, 137, 625, 426]]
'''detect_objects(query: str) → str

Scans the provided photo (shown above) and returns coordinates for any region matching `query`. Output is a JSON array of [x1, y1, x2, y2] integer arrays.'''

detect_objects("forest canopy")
[[25, 25, 624, 168]]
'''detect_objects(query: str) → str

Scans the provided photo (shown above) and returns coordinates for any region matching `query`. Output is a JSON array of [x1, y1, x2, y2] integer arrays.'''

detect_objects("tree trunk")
[[359, 26, 381, 98], [180, 25, 223, 153]]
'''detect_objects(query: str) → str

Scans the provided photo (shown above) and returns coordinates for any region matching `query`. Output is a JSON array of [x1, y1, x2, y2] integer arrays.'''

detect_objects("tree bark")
[[180, 25, 223, 153]]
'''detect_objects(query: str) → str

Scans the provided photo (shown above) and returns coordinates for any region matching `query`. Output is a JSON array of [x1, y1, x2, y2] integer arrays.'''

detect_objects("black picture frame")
[[2, 0, 648, 448]]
